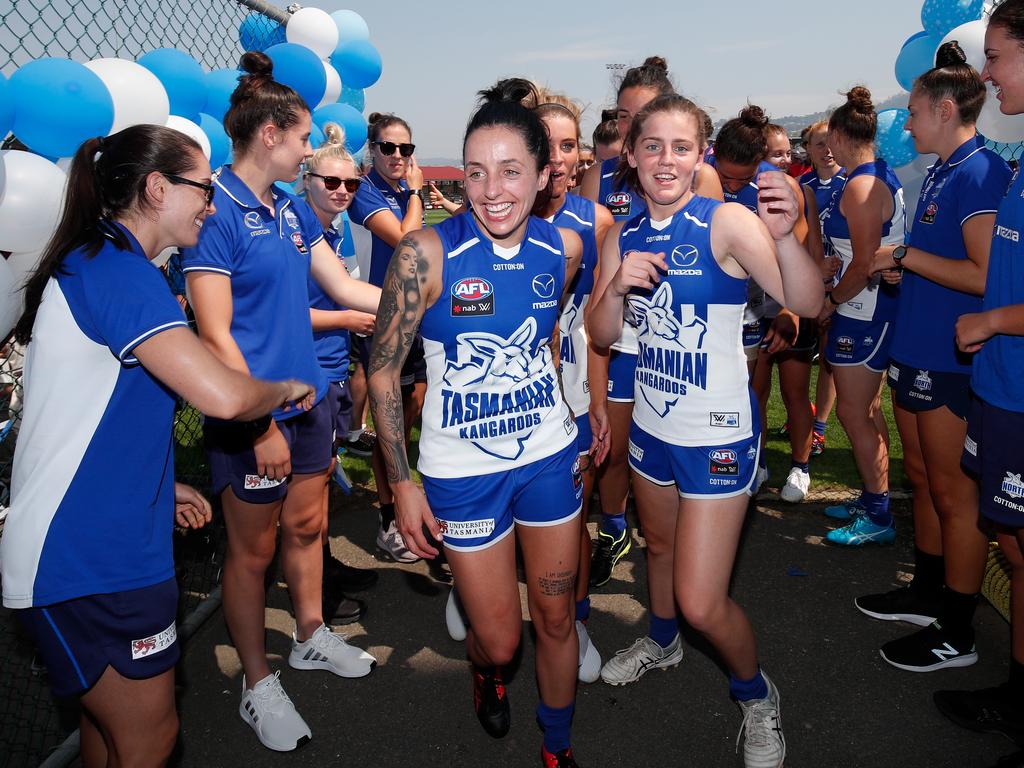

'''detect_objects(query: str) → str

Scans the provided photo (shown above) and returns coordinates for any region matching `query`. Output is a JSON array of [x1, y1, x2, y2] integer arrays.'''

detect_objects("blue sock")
[[649, 612, 679, 648], [730, 668, 768, 702], [813, 420, 827, 437], [791, 460, 809, 473], [599, 512, 626, 538], [537, 701, 574, 753], [862, 490, 891, 527], [575, 597, 590, 622]]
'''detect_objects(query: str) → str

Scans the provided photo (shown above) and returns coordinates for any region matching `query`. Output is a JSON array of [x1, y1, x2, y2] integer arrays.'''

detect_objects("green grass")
[[424, 209, 451, 226]]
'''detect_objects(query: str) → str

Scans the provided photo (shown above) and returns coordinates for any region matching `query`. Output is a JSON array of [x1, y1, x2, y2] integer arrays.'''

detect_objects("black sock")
[[380, 502, 395, 529], [912, 547, 945, 594], [939, 587, 978, 646]]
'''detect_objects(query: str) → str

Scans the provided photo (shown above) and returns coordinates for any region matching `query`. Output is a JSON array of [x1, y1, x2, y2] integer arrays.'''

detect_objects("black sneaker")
[[342, 430, 376, 458], [879, 622, 978, 672], [325, 555, 378, 592], [541, 745, 580, 767], [473, 667, 510, 738], [934, 684, 1024, 744], [322, 593, 367, 626], [589, 528, 631, 588], [855, 584, 941, 627]]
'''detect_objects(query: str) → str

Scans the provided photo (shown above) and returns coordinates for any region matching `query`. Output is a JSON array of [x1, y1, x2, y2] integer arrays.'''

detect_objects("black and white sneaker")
[[934, 684, 1024, 743], [855, 584, 941, 627], [879, 622, 978, 672]]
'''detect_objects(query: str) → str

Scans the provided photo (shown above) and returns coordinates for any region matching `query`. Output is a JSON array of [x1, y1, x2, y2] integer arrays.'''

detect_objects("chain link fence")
[[0, 1, 287, 764]]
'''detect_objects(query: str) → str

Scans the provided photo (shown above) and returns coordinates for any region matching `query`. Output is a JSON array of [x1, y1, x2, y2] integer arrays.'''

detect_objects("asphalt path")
[[173, 486, 1013, 768]]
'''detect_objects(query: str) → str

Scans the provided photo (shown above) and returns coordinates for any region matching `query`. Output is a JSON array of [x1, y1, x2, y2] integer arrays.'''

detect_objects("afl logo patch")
[[671, 244, 700, 268], [291, 231, 308, 254], [709, 448, 739, 476], [451, 277, 494, 317], [243, 211, 263, 229], [606, 191, 631, 216], [920, 201, 938, 224], [836, 335, 855, 354], [532, 273, 556, 299]]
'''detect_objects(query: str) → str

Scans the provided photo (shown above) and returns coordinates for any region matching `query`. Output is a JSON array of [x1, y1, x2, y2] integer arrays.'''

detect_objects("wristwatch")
[[892, 245, 908, 265], [408, 189, 423, 200], [827, 291, 842, 307]]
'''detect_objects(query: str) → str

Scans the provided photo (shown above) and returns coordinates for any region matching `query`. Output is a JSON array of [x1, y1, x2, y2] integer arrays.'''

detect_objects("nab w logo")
[[670, 244, 700, 268]]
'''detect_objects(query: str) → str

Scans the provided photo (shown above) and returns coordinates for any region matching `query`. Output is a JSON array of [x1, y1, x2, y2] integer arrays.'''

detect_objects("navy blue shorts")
[[745, 317, 818, 359], [607, 350, 637, 402], [352, 333, 427, 387], [628, 421, 761, 499], [574, 413, 593, 455], [825, 314, 892, 372], [205, 396, 334, 504], [18, 578, 179, 698], [326, 379, 354, 443], [422, 442, 583, 552], [963, 396, 1024, 527], [887, 359, 970, 420]]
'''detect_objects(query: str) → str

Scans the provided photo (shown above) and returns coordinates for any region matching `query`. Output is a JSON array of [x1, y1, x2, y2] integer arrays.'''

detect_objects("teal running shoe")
[[333, 448, 352, 494], [826, 515, 895, 546], [823, 498, 865, 521]]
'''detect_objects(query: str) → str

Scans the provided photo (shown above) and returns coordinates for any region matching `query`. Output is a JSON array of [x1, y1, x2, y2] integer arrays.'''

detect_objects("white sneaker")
[[600, 633, 684, 686], [576, 621, 602, 683], [779, 466, 810, 503], [376, 520, 421, 563], [736, 671, 786, 768], [288, 624, 376, 678], [239, 671, 311, 752], [445, 587, 468, 641], [752, 466, 769, 495]]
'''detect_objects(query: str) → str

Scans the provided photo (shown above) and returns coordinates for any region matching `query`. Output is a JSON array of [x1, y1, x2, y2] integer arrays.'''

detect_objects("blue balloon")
[[239, 13, 286, 52], [876, 109, 917, 168], [10, 58, 113, 157], [894, 33, 942, 91], [265, 43, 327, 110], [921, 0, 984, 38], [339, 85, 365, 113], [312, 103, 367, 153], [138, 48, 206, 122], [203, 68, 241, 123], [309, 122, 325, 150], [0, 74, 13, 140], [900, 30, 931, 52], [331, 40, 382, 90], [198, 113, 231, 169], [331, 10, 370, 51]]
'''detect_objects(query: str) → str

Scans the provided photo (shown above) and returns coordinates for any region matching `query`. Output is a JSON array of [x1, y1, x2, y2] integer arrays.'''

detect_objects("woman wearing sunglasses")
[[302, 123, 379, 625], [182, 52, 380, 752], [347, 111, 428, 564], [0, 124, 315, 767]]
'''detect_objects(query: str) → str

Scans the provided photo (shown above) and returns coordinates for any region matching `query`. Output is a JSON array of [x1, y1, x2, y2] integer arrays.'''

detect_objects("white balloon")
[[0, 151, 67, 253], [165, 115, 211, 160], [0, 258, 22, 342], [978, 84, 1024, 142], [912, 153, 938, 174], [55, 157, 73, 174], [286, 8, 339, 59], [0, 152, 5, 199], [941, 20, 986, 72], [6, 249, 44, 288], [84, 58, 170, 134], [318, 61, 342, 109]]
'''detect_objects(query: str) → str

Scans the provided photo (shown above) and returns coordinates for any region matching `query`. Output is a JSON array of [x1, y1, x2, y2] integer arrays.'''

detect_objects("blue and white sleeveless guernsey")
[[598, 156, 647, 221], [308, 223, 353, 383], [180, 166, 328, 418], [799, 167, 847, 222], [417, 212, 577, 478], [546, 195, 599, 420], [1, 223, 188, 608], [821, 160, 905, 322], [893, 137, 1010, 374], [622, 196, 753, 445], [347, 167, 410, 288], [974, 165, 1024, 413]]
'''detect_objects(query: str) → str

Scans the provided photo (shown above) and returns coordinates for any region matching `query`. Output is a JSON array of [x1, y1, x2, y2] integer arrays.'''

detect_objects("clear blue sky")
[[320, 0, 925, 160]]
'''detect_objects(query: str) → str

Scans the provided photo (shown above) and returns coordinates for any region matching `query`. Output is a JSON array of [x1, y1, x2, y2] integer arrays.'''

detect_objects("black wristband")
[[827, 292, 842, 307]]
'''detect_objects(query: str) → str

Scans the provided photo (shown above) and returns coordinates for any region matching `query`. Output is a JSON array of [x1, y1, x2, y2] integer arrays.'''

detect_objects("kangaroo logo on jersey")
[[1003, 472, 1024, 499], [913, 370, 932, 392], [629, 283, 709, 418], [559, 304, 579, 365], [439, 317, 557, 461], [451, 277, 494, 317], [669, 244, 702, 275], [283, 208, 299, 230]]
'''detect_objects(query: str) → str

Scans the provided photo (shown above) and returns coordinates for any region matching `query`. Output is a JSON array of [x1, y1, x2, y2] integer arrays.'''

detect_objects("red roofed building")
[[420, 166, 464, 208]]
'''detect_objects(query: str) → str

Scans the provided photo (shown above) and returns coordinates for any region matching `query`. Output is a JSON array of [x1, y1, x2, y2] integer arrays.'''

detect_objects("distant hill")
[[713, 93, 909, 138]]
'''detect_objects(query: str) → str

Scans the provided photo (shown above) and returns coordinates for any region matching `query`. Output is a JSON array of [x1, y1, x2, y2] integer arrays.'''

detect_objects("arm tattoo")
[[368, 235, 431, 484], [538, 569, 575, 597]]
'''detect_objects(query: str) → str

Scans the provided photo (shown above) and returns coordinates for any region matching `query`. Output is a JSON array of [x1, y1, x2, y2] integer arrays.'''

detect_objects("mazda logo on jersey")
[[243, 211, 263, 229], [532, 274, 556, 299], [671, 244, 700, 268]]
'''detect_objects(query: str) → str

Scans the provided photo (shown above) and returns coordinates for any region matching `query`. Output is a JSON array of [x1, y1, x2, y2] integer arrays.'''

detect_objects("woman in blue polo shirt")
[[1, 125, 313, 767], [182, 52, 380, 752], [346, 110, 427, 563], [854, 42, 1011, 673]]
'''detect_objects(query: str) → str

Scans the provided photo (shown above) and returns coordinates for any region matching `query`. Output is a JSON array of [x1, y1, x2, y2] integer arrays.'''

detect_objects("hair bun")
[[846, 86, 874, 113], [322, 122, 346, 146], [935, 40, 969, 68], [477, 78, 538, 107], [739, 104, 769, 128], [367, 112, 385, 125], [600, 107, 617, 123], [239, 51, 273, 78], [642, 56, 668, 72]]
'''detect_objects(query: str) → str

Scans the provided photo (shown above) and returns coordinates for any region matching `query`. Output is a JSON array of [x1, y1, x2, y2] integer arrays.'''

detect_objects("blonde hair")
[[306, 122, 356, 174]]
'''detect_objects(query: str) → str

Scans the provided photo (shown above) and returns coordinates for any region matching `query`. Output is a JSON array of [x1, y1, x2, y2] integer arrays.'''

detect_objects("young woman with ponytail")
[[0, 124, 314, 767]]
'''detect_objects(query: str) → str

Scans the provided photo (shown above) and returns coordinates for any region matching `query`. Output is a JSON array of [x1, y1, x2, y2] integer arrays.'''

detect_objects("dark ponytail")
[[367, 111, 413, 143], [463, 78, 550, 172], [224, 51, 309, 154], [991, 0, 1024, 44], [828, 86, 877, 145], [913, 40, 986, 124], [714, 104, 770, 166], [15, 125, 203, 345], [617, 56, 674, 101]]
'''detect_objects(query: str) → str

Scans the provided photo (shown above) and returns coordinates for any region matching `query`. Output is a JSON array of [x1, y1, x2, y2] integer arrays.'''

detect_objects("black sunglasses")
[[372, 140, 415, 157], [163, 173, 215, 205], [307, 172, 361, 193]]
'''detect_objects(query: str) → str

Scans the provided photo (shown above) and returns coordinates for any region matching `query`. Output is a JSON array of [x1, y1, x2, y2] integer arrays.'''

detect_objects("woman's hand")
[[756, 171, 799, 240], [393, 481, 443, 559], [174, 483, 213, 529], [253, 420, 291, 481], [611, 251, 666, 297], [871, 244, 897, 274], [280, 380, 316, 412], [956, 311, 993, 353], [405, 155, 424, 191], [764, 311, 798, 354], [588, 401, 610, 467]]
